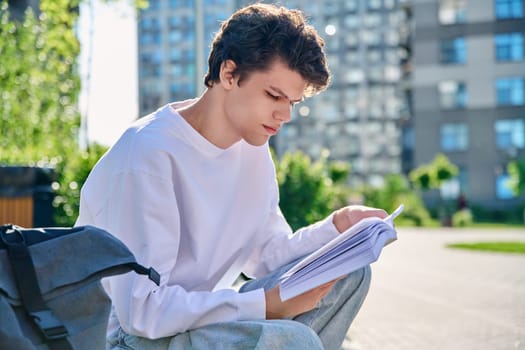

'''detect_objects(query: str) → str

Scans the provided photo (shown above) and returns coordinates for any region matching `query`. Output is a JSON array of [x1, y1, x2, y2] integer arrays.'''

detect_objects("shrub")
[[53, 143, 108, 226], [274, 150, 350, 231], [452, 209, 473, 227], [362, 174, 434, 226]]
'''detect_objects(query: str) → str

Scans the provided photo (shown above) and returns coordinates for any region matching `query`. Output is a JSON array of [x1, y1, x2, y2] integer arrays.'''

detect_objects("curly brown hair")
[[204, 3, 330, 97]]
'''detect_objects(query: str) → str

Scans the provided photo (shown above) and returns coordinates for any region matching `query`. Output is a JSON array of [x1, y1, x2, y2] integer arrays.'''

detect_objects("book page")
[[279, 205, 404, 301]]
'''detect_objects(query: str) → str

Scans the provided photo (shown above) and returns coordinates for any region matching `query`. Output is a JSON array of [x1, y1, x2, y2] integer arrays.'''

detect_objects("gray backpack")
[[0, 224, 160, 350]]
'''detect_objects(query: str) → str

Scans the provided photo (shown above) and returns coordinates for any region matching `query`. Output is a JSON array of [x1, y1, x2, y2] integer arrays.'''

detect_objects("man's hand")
[[264, 280, 338, 319], [332, 205, 387, 234], [263, 205, 386, 319]]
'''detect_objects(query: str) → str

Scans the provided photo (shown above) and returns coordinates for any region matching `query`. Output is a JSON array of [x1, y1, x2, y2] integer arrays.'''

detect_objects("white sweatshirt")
[[76, 101, 339, 339]]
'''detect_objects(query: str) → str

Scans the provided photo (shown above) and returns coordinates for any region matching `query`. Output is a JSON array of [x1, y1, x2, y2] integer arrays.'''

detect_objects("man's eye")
[[267, 92, 280, 100]]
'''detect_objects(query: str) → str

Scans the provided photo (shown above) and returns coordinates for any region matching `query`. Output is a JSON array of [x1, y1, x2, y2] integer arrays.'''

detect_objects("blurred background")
[[0, 0, 524, 229]]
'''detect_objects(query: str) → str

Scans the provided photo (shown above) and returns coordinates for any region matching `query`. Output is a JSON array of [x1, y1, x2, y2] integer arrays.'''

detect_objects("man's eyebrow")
[[269, 86, 304, 103]]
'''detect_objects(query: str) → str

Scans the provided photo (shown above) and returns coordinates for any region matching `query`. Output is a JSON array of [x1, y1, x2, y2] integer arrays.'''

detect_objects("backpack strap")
[[1, 226, 73, 350], [127, 262, 161, 286]]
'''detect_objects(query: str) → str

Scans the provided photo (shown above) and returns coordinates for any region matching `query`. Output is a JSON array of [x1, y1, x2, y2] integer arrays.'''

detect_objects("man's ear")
[[219, 60, 237, 90]]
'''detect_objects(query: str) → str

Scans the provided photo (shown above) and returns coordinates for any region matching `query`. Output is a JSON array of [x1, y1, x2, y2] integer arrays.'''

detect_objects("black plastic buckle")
[[0, 224, 26, 245], [148, 267, 161, 286], [30, 310, 69, 340]]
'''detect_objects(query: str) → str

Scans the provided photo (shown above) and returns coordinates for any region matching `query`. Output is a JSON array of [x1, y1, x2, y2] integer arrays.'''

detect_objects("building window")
[[140, 83, 162, 114], [345, 33, 359, 48], [168, 17, 181, 29], [139, 17, 161, 46], [169, 0, 192, 8], [384, 0, 396, 9], [344, 0, 359, 11], [169, 48, 182, 62], [169, 30, 183, 44], [368, 0, 382, 10], [441, 123, 468, 151], [140, 17, 161, 31], [364, 13, 382, 27], [385, 30, 400, 46], [494, 119, 525, 149], [323, 3, 338, 16], [183, 63, 196, 80], [140, 52, 162, 78], [141, 94, 161, 114], [441, 37, 466, 64], [439, 0, 467, 24], [496, 77, 525, 106], [363, 29, 382, 46], [170, 83, 194, 101], [495, 0, 524, 19], [148, 0, 161, 10], [402, 125, 414, 150], [439, 81, 467, 109], [440, 170, 467, 200], [495, 33, 524, 62], [344, 15, 360, 29], [496, 173, 516, 199], [170, 65, 182, 76]]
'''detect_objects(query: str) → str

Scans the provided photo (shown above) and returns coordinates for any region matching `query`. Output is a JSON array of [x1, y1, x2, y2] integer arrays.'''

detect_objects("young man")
[[76, 3, 386, 349]]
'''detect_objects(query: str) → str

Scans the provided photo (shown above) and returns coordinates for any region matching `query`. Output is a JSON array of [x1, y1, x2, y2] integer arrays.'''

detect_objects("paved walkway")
[[342, 227, 525, 350]]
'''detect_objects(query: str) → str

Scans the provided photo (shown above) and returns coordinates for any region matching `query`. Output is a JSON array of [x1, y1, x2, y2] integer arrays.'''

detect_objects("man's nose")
[[274, 104, 292, 123]]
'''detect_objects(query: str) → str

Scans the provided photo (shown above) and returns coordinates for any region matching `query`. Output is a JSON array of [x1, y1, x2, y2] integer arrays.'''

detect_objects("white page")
[[280, 229, 395, 301], [279, 205, 403, 301], [284, 223, 381, 282]]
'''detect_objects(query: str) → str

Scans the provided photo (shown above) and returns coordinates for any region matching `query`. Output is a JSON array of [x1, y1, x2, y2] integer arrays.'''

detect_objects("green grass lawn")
[[469, 222, 525, 229], [447, 241, 525, 254]]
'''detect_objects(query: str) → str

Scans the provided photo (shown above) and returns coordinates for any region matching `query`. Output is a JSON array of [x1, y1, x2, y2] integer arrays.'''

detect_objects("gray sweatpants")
[[107, 260, 371, 350]]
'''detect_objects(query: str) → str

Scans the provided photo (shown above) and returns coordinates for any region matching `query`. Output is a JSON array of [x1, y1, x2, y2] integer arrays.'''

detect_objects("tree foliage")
[[274, 151, 350, 231], [409, 153, 458, 191], [53, 143, 108, 226], [0, 0, 111, 226], [507, 157, 525, 197], [0, 0, 80, 162], [362, 174, 434, 226]]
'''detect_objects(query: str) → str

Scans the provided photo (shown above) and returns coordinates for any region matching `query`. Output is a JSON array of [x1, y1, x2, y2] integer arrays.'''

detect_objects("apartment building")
[[137, 0, 410, 189], [137, 0, 234, 115], [235, 0, 411, 188], [411, 0, 525, 208]]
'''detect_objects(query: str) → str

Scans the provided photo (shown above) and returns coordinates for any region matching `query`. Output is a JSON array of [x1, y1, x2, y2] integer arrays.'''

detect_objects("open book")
[[279, 205, 404, 301]]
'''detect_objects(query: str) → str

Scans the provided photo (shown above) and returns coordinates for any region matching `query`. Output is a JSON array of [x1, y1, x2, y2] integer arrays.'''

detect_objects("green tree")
[[0, 0, 80, 161], [508, 157, 525, 224], [409, 153, 458, 190], [0, 0, 83, 225], [53, 143, 108, 226], [409, 153, 460, 225], [0, 0, 139, 225], [274, 151, 350, 231], [362, 174, 433, 226], [508, 157, 525, 196]]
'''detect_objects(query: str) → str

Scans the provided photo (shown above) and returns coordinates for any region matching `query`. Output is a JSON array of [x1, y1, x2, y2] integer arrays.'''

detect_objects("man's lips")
[[263, 125, 279, 135]]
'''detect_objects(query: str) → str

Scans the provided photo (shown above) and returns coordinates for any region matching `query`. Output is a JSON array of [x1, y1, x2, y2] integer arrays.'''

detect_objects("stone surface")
[[344, 227, 525, 350]]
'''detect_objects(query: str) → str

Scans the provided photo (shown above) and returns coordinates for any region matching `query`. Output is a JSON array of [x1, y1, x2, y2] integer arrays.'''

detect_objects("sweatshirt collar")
[[165, 101, 241, 157]]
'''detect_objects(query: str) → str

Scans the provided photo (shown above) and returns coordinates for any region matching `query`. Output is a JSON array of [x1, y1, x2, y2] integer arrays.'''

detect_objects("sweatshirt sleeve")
[[243, 176, 340, 279], [77, 167, 265, 339]]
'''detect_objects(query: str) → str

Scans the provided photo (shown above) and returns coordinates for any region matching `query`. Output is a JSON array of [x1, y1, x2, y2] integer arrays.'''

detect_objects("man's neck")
[[177, 89, 240, 149]]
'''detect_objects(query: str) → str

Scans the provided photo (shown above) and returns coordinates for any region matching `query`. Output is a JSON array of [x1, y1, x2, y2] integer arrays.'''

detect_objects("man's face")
[[223, 60, 307, 146]]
